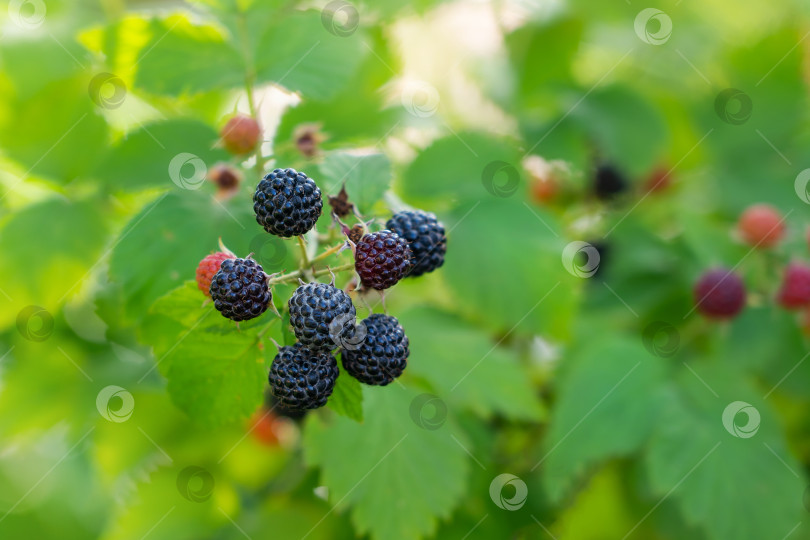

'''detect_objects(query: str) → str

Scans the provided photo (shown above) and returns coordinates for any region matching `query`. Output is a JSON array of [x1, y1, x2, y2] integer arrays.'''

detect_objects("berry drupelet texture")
[[386, 210, 447, 277], [693, 268, 746, 319], [253, 168, 323, 237], [288, 282, 356, 352], [354, 230, 412, 290], [342, 314, 409, 386], [210, 258, 272, 321], [196, 252, 235, 297], [268, 343, 339, 410]]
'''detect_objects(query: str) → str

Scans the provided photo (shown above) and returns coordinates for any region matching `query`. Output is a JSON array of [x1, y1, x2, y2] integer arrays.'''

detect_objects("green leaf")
[[401, 133, 526, 204], [140, 281, 222, 374], [397, 307, 544, 421], [541, 336, 666, 501], [274, 29, 400, 144], [140, 284, 275, 425], [442, 199, 579, 338], [94, 119, 230, 191], [255, 10, 367, 101], [318, 152, 392, 213], [571, 85, 668, 178], [0, 76, 108, 182], [0, 37, 86, 96], [645, 363, 806, 540], [165, 318, 270, 426], [109, 191, 281, 321], [327, 358, 364, 422], [134, 15, 243, 96], [304, 384, 470, 540], [505, 17, 583, 111], [0, 198, 108, 329]]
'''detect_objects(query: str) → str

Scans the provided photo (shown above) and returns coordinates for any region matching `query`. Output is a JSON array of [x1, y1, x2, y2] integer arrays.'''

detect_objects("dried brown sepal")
[[328, 185, 355, 218]]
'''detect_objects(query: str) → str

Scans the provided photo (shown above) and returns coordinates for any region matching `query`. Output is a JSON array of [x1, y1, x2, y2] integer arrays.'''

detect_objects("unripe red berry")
[[643, 166, 671, 193], [530, 176, 557, 204], [693, 268, 746, 319], [777, 263, 810, 310], [221, 114, 261, 155], [195, 252, 235, 297], [737, 204, 784, 248]]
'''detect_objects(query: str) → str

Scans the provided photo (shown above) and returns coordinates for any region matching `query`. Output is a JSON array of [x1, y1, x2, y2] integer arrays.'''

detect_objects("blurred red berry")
[[249, 409, 280, 446], [196, 252, 235, 297], [693, 268, 746, 319], [737, 204, 785, 248], [221, 115, 261, 155], [530, 176, 557, 204], [643, 166, 671, 193], [777, 263, 810, 310]]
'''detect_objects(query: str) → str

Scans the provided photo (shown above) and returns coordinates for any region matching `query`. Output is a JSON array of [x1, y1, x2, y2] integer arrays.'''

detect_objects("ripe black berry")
[[210, 258, 271, 321], [342, 314, 409, 386], [265, 391, 307, 421], [386, 210, 446, 277], [288, 282, 356, 352], [355, 230, 412, 290], [268, 343, 339, 410], [593, 164, 628, 200], [253, 168, 323, 237]]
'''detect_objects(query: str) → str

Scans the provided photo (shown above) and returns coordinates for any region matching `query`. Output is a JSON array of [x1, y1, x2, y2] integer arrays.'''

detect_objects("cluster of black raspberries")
[[202, 168, 447, 411]]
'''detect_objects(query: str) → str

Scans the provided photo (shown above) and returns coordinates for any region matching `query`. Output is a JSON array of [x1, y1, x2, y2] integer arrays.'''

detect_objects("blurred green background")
[[2, 0, 810, 538]]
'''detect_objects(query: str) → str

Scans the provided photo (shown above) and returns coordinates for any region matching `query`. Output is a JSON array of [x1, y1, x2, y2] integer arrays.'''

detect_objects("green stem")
[[297, 236, 311, 270], [310, 242, 345, 264], [268, 262, 354, 286], [236, 8, 264, 178]]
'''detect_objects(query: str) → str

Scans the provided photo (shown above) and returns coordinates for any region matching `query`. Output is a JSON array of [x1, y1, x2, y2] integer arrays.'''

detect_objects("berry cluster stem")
[[310, 242, 344, 264], [296, 236, 311, 269], [268, 262, 355, 286], [235, 7, 265, 178]]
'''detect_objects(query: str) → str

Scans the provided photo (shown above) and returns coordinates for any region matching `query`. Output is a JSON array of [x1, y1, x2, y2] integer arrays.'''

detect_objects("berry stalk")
[[267, 262, 355, 286]]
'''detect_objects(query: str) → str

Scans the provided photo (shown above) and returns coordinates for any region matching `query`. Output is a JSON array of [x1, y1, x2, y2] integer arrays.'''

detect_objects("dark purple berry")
[[693, 268, 746, 319], [354, 230, 412, 290]]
